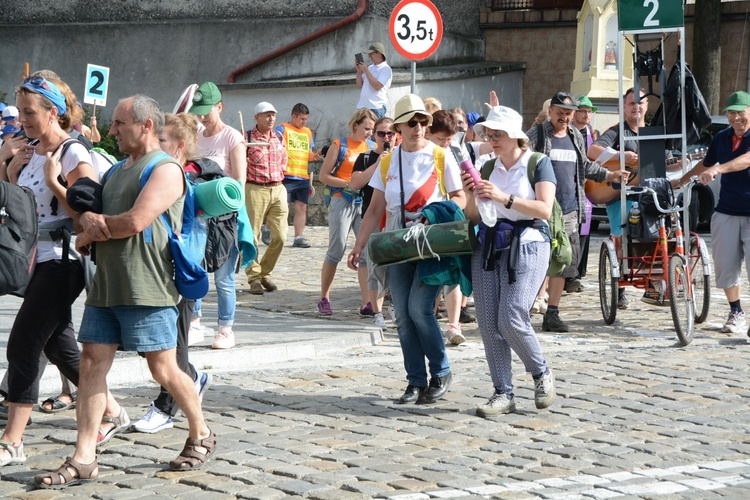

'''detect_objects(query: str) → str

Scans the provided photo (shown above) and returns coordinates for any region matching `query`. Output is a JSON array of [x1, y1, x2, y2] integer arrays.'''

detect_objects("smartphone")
[[13, 130, 28, 141], [355, 53, 365, 64], [383, 141, 391, 152]]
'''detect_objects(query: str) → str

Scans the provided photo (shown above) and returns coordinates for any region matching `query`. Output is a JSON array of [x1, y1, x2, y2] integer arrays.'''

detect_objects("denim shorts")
[[283, 178, 310, 204], [78, 305, 179, 352]]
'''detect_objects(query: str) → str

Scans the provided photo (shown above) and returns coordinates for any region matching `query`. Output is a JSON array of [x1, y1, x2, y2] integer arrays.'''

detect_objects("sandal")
[[39, 392, 77, 414], [33, 456, 98, 490], [96, 404, 130, 446], [169, 429, 217, 471], [0, 439, 26, 467]]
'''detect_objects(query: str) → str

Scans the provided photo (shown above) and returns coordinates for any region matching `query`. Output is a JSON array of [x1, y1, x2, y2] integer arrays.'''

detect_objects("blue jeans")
[[387, 262, 450, 387], [371, 105, 387, 119], [194, 245, 238, 327]]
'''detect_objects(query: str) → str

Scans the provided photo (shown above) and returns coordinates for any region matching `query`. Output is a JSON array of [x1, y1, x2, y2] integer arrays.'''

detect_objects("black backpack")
[[0, 182, 38, 296]]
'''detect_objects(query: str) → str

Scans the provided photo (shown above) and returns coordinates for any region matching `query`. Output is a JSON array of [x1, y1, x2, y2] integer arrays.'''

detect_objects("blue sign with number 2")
[[84, 64, 110, 107]]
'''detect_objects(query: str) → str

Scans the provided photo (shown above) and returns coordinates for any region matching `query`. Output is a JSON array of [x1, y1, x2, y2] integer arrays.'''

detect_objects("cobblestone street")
[[1, 227, 749, 498]]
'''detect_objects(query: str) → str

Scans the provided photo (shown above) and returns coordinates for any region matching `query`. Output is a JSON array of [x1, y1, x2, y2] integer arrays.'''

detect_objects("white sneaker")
[[195, 371, 213, 404], [534, 369, 556, 409], [373, 312, 387, 329], [722, 310, 746, 333], [445, 323, 465, 345], [212, 326, 235, 349], [466, 296, 475, 307], [476, 393, 516, 418], [132, 403, 173, 433], [188, 320, 213, 346], [531, 296, 548, 315]]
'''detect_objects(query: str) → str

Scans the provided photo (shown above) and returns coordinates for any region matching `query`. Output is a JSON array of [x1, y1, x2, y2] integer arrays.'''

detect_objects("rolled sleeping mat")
[[368, 219, 477, 267], [194, 177, 244, 218]]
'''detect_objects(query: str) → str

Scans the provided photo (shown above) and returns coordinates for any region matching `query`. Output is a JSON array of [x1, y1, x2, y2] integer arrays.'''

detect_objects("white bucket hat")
[[473, 106, 528, 141], [390, 94, 433, 132]]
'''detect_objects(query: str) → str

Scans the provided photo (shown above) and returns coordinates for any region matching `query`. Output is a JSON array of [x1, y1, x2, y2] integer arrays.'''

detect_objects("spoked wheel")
[[598, 241, 618, 325], [689, 235, 711, 323], [668, 253, 695, 346]]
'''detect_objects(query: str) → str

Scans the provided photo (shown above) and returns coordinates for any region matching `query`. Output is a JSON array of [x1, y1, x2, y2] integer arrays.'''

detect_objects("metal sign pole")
[[411, 61, 416, 94]]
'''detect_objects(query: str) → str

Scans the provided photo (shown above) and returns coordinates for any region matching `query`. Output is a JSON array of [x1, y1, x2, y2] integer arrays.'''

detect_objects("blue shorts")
[[606, 199, 634, 237], [78, 305, 179, 352], [283, 178, 310, 204]]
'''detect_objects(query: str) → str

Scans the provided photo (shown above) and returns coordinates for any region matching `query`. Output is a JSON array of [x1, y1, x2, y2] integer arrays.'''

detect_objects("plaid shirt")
[[526, 119, 609, 224], [246, 126, 287, 184]]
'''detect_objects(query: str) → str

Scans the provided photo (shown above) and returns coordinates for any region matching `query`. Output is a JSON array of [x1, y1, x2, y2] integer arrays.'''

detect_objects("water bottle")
[[460, 159, 497, 227], [628, 202, 641, 225]]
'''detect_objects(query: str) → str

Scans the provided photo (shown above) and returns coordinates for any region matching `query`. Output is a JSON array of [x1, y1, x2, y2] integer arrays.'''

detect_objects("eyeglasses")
[[406, 117, 430, 128], [727, 110, 748, 118], [482, 131, 506, 142], [22, 75, 53, 92], [376, 131, 395, 138]]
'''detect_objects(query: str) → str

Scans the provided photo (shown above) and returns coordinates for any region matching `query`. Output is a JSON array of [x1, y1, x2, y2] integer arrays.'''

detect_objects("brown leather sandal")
[[33, 457, 98, 490], [169, 429, 217, 470]]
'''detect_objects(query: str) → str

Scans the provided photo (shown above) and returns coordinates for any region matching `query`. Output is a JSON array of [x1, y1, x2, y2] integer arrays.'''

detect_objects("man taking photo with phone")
[[355, 43, 392, 119]]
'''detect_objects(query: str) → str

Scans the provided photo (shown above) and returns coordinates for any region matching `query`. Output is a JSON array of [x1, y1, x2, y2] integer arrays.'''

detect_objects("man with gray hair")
[[34, 95, 215, 490]]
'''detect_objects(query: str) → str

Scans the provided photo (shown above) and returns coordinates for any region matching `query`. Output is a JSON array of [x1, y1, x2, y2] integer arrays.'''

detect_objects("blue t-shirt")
[[548, 135, 578, 214], [704, 127, 750, 216]]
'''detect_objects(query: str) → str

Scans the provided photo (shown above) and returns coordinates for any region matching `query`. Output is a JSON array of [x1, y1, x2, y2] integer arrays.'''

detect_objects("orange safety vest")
[[280, 123, 313, 179]]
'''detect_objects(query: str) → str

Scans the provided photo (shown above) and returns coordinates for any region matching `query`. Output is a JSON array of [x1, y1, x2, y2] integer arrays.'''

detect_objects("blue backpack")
[[322, 136, 375, 208], [104, 153, 209, 298]]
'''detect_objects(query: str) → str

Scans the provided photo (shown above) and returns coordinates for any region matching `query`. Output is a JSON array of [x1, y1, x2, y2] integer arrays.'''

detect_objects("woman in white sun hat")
[[347, 94, 465, 405], [464, 105, 557, 418]]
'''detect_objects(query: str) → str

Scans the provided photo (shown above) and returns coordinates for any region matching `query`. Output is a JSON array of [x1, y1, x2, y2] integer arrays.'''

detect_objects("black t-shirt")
[[352, 150, 382, 216]]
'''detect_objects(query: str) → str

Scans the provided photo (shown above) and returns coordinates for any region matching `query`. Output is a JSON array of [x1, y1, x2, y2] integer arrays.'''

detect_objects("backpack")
[[322, 136, 375, 208], [104, 154, 209, 298], [0, 182, 38, 296], [187, 158, 238, 273], [481, 152, 572, 277]]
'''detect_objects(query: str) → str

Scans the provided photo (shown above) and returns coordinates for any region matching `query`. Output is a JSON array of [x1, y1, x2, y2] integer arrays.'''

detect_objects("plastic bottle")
[[628, 201, 641, 225], [460, 159, 497, 227]]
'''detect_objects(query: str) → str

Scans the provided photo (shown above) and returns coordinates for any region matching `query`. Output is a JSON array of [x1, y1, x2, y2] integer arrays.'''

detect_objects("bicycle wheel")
[[598, 241, 618, 325], [689, 235, 711, 323], [668, 254, 694, 346]]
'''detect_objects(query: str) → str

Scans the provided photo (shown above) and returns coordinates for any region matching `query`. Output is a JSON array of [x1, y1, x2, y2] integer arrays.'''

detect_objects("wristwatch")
[[505, 194, 515, 209]]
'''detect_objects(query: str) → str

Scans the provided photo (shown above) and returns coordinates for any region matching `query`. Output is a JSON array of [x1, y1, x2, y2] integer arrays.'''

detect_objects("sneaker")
[[722, 310, 746, 334], [212, 326, 235, 349], [260, 276, 278, 292], [542, 312, 569, 332], [565, 278, 582, 293], [188, 320, 213, 346], [373, 312, 387, 329], [360, 302, 374, 317], [531, 296, 548, 315], [261, 226, 271, 245], [195, 371, 213, 404], [445, 323, 465, 345], [466, 296, 475, 307], [317, 297, 332, 316], [459, 306, 476, 324], [249, 282, 264, 295], [618, 289, 630, 309], [293, 237, 311, 248], [476, 393, 516, 417], [388, 304, 396, 322], [132, 403, 173, 433], [534, 369, 556, 409]]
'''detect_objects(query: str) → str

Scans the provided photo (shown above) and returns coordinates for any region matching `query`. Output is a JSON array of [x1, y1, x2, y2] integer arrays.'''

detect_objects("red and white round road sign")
[[389, 0, 444, 61]]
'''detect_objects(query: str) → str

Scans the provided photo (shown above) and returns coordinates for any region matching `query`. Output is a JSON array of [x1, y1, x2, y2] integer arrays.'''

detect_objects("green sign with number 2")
[[618, 0, 683, 32]]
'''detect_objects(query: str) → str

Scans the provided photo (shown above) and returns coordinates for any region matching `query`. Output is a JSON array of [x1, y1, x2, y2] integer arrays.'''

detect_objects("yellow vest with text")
[[281, 123, 313, 179]]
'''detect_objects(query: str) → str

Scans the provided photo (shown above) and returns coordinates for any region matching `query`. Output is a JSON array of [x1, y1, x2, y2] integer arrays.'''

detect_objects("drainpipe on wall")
[[227, 0, 368, 83]]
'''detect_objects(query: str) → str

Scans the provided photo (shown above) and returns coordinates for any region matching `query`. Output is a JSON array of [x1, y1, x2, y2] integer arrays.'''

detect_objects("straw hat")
[[390, 94, 432, 132]]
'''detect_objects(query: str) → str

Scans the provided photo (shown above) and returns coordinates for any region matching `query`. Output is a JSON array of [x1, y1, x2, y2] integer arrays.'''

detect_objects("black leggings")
[[6, 260, 84, 404]]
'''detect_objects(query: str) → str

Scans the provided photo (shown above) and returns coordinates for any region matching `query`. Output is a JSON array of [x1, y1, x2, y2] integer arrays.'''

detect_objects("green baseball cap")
[[576, 95, 598, 112], [723, 91, 750, 112], [191, 82, 222, 116]]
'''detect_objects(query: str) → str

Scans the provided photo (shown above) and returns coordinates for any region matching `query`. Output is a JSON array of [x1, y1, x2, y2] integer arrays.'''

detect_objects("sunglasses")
[[376, 131, 395, 138], [22, 75, 53, 92], [482, 131, 506, 142], [406, 117, 430, 128]]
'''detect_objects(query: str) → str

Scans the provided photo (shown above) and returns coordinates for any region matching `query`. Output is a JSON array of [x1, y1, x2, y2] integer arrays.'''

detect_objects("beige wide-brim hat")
[[390, 94, 433, 132], [473, 105, 528, 140]]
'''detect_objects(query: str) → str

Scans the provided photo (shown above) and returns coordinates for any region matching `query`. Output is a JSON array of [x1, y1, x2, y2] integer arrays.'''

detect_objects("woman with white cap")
[[465, 105, 557, 417], [347, 94, 465, 404]]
